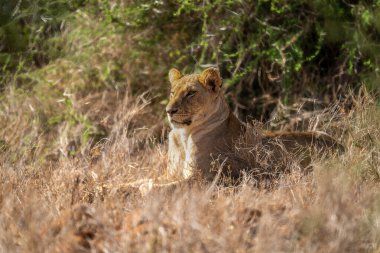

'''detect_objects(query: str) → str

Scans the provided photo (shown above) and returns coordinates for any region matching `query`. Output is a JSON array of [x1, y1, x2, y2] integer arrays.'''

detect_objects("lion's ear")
[[169, 68, 182, 84], [199, 67, 222, 92]]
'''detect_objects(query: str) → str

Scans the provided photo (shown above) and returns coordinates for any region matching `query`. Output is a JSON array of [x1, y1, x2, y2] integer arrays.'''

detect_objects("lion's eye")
[[186, 90, 197, 98]]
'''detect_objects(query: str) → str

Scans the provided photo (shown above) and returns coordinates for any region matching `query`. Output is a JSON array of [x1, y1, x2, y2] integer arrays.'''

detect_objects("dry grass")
[[1, 86, 380, 253]]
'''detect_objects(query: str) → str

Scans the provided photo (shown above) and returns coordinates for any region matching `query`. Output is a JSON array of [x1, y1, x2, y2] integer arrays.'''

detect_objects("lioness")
[[126, 68, 342, 194]]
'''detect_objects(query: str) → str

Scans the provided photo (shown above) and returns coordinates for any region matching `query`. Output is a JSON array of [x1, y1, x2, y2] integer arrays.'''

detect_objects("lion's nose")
[[166, 108, 178, 116]]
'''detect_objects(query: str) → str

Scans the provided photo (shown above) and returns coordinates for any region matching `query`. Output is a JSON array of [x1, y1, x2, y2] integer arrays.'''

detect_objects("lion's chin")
[[170, 119, 192, 127]]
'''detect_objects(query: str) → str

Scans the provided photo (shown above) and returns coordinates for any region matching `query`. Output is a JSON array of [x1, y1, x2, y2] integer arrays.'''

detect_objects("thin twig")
[[206, 157, 228, 194]]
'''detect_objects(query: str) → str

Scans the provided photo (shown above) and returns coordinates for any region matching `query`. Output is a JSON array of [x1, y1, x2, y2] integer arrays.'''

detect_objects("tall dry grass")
[[0, 87, 379, 252]]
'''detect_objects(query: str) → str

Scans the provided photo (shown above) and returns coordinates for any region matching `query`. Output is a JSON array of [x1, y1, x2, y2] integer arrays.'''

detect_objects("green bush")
[[0, 0, 85, 83], [92, 0, 380, 114], [3, 1, 380, 97]]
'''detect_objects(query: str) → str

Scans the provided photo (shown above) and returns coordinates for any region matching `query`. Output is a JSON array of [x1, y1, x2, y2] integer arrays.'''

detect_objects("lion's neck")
[[190, 95, 230, 141]]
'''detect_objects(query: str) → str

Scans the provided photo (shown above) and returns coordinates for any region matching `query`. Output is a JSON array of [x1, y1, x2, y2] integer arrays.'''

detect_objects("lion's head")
[[165, 67, 223, 128]]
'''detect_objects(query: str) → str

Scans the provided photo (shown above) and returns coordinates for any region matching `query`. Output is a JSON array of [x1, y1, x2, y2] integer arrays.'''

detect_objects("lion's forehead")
[[172, 74, 200, 90]]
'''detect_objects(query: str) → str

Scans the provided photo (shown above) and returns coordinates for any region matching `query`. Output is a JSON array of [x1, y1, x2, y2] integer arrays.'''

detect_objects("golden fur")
[[125, 68, 343, 194]]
